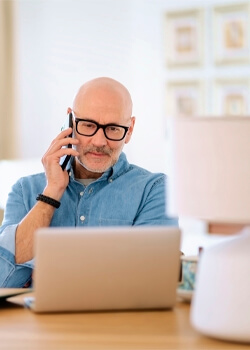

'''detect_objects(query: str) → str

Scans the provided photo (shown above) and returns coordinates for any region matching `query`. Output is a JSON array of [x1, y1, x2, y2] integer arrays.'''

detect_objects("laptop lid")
[[29, 226, 181, 313]]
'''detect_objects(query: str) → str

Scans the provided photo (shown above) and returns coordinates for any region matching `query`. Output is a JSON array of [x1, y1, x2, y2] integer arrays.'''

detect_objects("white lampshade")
[[168, 116, 250, 223], [167, 116, 250, 343]]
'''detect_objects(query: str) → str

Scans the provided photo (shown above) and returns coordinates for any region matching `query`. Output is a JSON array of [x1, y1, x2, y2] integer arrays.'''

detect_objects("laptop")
[[25, 226, 181, 313], [0, 288, 31, 299]]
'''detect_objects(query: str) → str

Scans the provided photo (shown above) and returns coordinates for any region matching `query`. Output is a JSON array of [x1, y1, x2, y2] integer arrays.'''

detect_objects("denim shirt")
[[0, 152, 178, 287]]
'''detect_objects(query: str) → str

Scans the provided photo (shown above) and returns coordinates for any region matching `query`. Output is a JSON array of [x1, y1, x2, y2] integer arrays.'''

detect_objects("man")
[[0, 77, 178, 287]]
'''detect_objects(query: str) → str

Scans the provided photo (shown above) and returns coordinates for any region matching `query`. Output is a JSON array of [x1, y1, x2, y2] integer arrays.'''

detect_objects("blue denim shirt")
[[0, 153, 178, 287]]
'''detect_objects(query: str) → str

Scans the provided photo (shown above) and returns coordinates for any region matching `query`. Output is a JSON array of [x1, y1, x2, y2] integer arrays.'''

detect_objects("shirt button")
[[109, 179, 113, 183], [80, 191, 84, 196], [80, 215, 85, 221]]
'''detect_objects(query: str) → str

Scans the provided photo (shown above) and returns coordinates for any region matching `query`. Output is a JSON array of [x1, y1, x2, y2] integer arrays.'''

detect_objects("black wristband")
[[36, 194, 61, 209]]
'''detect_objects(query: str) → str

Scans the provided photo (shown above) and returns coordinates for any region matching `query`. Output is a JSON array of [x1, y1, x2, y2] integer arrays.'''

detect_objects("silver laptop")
[[25, 226, 181, 313]]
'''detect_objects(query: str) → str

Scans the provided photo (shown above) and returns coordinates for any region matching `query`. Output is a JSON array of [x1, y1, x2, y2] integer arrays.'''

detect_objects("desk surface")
[[0, 294, 248, 350]]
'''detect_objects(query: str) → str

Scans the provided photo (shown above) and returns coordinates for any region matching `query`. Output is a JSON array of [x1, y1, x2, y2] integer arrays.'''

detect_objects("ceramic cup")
[[178, 255, 199, 291]]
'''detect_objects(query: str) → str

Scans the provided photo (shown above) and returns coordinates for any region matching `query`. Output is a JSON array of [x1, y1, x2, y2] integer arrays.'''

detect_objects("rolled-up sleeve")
[[0, 225, 33, 287], [0, 178, 36, 287]]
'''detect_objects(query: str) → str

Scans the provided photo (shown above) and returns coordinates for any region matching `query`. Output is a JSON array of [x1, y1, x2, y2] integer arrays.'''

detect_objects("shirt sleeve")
[[0, 180, 34, 287], [133, 175, 179, 226], [0, 179, 30, 233]]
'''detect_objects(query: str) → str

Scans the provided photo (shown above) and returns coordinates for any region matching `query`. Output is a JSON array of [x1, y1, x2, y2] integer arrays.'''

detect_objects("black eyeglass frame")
[[72, 112, 130, 141]]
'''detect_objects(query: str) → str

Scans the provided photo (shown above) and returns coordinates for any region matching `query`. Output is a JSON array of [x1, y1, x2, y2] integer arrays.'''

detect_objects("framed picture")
[[166, 81, 204, 117], [213, 79, 250, 116], [213, 3, 250, 64], [165, 8, 203, 66]]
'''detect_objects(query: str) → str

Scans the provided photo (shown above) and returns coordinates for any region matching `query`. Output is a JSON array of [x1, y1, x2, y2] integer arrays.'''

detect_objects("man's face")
[[71, 86, 135, 177]]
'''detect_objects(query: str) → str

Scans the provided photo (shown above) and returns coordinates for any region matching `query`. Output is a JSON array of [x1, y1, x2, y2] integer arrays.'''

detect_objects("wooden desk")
[[0, 295, 249, 350]]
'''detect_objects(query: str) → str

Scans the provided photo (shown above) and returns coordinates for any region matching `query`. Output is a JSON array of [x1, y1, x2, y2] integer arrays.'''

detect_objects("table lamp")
[[167, 116, 250, 343]]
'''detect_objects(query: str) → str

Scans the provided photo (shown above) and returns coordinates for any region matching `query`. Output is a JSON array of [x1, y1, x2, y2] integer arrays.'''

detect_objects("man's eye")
[[108, 126, 120, 132], [82, 122, 95, 129]]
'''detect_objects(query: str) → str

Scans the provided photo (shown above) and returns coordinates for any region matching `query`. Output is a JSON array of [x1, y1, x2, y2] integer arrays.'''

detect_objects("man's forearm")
[[15, 201, 56, 264]]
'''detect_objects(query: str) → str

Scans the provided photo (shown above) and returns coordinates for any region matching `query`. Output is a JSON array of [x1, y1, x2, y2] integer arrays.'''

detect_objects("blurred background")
[[1, 0, 250, 239]]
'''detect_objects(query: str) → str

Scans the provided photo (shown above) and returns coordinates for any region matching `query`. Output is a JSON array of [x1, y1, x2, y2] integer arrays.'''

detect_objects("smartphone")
[[59, 112, 74, 171]]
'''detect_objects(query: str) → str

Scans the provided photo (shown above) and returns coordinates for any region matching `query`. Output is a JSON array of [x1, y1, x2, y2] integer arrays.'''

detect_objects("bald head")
[[72, 77, 133, 121]]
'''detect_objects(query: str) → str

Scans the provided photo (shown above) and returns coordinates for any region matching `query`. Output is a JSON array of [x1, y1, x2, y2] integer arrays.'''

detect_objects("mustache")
[[83, 146, 113, 156]]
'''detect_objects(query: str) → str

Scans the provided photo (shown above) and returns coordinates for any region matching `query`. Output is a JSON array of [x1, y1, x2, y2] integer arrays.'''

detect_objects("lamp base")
[[190, 228, 250, 343]]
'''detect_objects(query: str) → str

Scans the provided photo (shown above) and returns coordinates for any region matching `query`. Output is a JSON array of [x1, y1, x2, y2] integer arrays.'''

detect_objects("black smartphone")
[[59, 112, 74, 171]]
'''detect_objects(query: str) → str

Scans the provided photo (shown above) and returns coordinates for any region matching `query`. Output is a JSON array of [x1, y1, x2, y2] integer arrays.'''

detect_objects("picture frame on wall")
[[166, 81, 204, 117], [165, 8, 203, 67], [213, 79, 250, 116], [213, 3, 250, 64]]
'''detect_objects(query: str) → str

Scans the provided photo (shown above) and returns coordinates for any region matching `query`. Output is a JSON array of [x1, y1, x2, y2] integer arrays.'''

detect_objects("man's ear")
[[125, 117, 136, 144]]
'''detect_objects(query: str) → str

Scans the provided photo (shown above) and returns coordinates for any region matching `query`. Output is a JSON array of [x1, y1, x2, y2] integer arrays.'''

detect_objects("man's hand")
[[41, 128, 79, 201]]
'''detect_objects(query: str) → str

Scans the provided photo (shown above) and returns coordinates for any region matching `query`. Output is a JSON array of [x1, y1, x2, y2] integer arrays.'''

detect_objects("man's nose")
[[91, 127, 108, 146]]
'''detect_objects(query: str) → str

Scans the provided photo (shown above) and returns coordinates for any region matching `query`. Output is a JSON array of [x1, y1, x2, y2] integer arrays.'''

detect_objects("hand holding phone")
[[59, 113, 74, 171]]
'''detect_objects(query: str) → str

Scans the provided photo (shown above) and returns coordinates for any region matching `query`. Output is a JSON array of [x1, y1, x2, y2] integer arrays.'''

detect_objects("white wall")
[[16, 0, 249, 174]]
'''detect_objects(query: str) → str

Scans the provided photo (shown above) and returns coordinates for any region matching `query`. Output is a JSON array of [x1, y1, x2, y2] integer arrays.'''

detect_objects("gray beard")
[[76, 156, 110, 174]]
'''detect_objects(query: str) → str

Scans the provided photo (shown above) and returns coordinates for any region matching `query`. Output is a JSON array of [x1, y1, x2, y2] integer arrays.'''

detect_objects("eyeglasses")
[[72, 112, 130, 141]]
